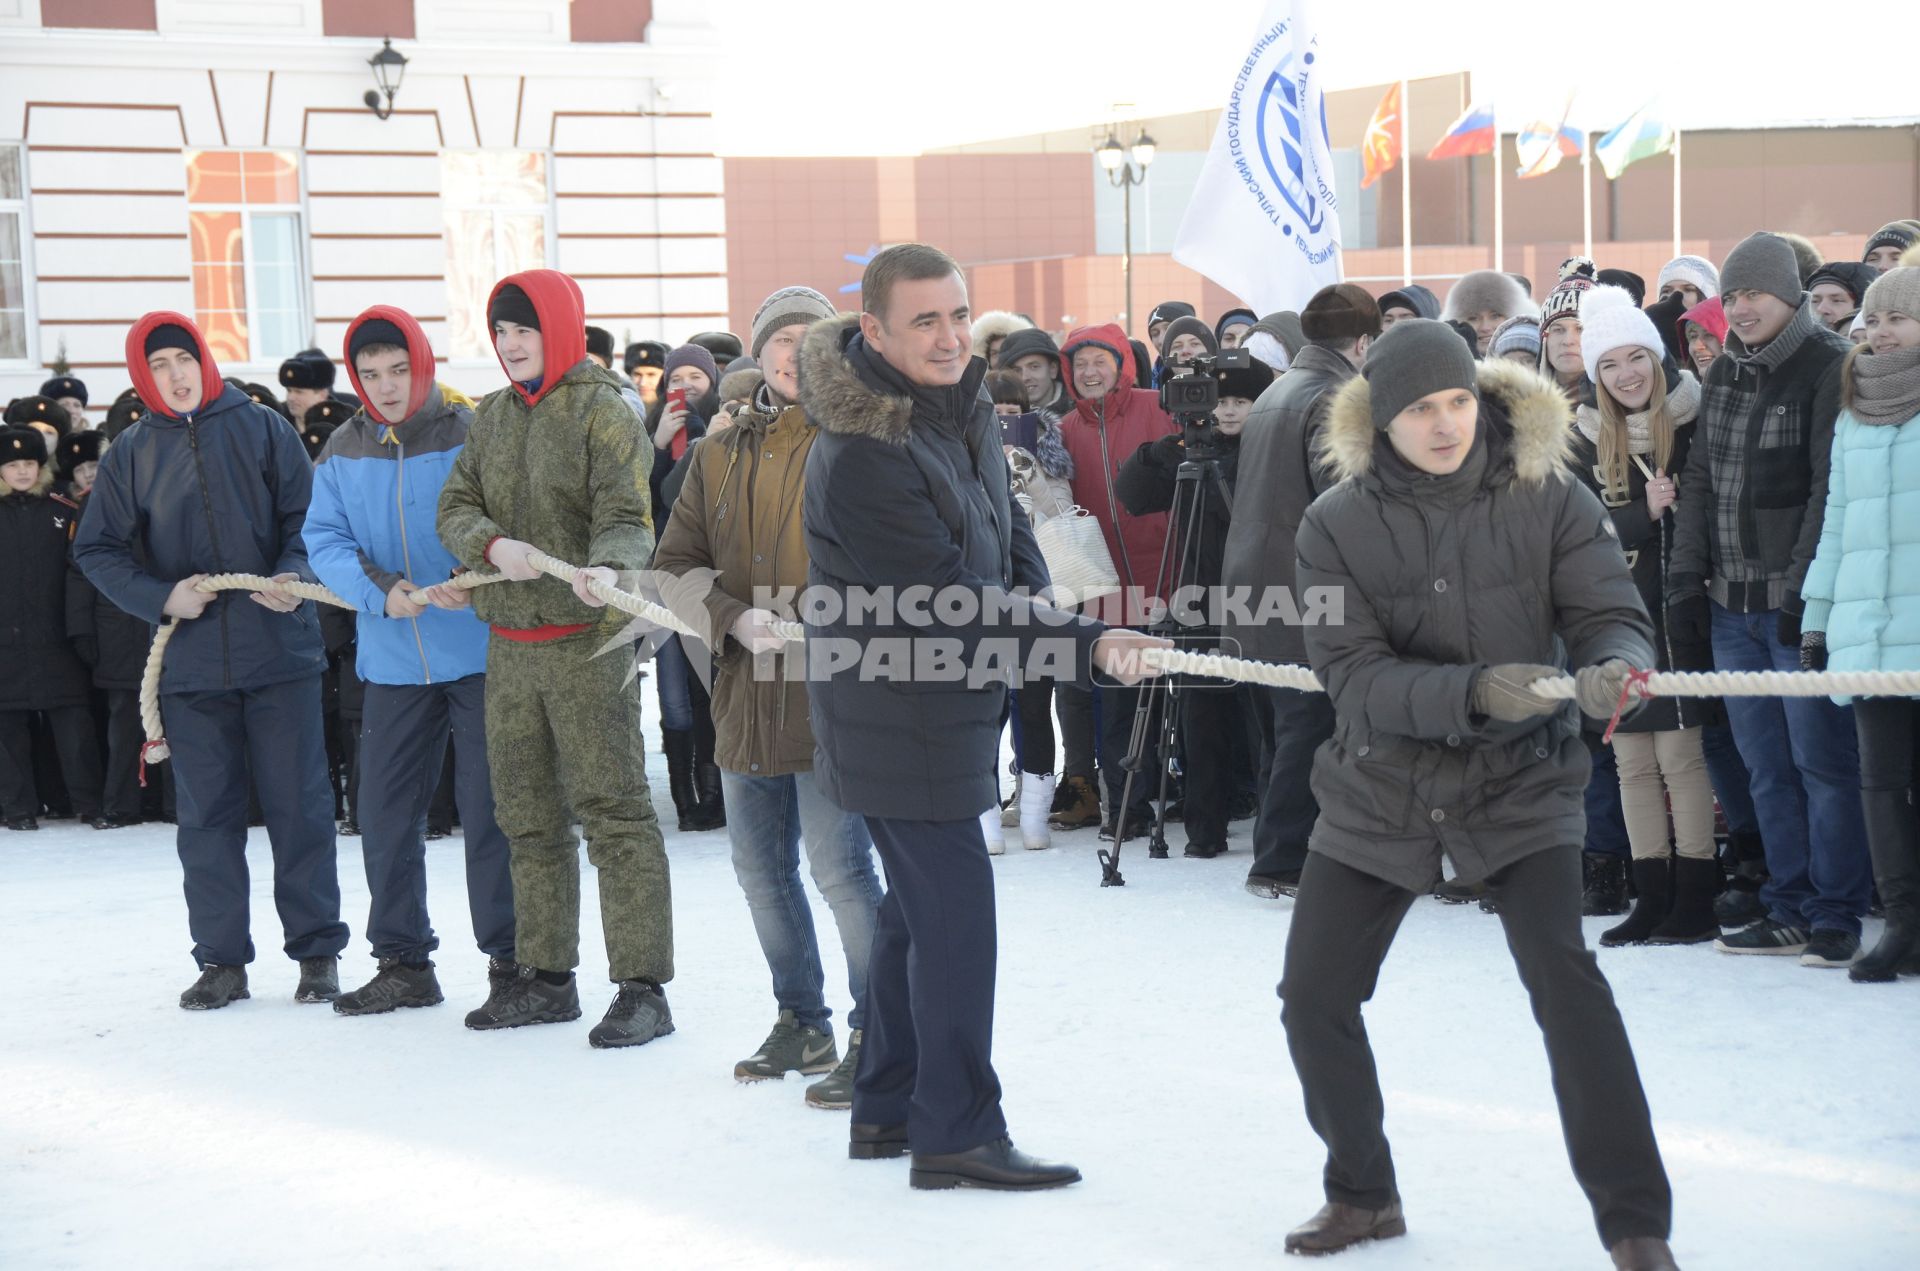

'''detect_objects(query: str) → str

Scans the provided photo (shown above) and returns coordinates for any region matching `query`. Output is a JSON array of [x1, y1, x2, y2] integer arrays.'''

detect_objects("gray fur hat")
[[1442, 269, 1538, 323]]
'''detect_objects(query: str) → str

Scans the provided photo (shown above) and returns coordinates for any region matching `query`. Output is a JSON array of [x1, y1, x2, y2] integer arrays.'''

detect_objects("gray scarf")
[[1846, 343, 1920, 426]]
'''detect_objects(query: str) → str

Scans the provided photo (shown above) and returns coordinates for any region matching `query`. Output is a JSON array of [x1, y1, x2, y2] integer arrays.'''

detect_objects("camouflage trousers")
[[485, 629, 673, 984]]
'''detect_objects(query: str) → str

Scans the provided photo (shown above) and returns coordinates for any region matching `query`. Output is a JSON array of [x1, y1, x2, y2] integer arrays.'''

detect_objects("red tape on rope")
[[138, 740, 167, 787], [1600, 668, 1656, 744]]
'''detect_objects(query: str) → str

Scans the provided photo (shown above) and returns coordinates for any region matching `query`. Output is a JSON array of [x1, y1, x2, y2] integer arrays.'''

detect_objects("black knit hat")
[[584, 325, 615, 362], [143, 323, 199, 360], [278, 347, 338, 391], [1301, 283, 1383, 343], [488, 284, 539, 333], [1595, 268, 1646, 307], [1363, 319, 1480, 431], [624, 340, 669, 373], [348, 318, 409, 365], [1808, 261, 1878, 305], [40, 375, 87, 405], [1147, 300, 1196, 328], [102, 396, 145, 440], [1157, 315, 1217, 362], [4, 394, 68, 435], [55, 429, 102, 478], [0, 425, 47, 466], [994, 327, 1061, 369]]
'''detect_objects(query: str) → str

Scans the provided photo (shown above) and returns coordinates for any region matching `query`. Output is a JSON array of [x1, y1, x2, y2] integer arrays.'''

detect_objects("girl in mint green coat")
[[1800, 263, 1920, 982]]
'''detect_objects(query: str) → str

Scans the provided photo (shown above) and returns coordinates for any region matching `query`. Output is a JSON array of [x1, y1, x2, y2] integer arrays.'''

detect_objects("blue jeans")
[[1700, 722, 1759, 836], [1710, 602, 1872, 934], [1583, 733, 1630, 859], [654, 635, 693, 732], [721, 768, 882, 1033]]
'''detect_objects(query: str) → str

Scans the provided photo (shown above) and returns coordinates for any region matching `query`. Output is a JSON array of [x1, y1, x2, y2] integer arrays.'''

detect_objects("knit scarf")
[[1846, 343, 1920, 426], [1574, 372, 1700, 453]]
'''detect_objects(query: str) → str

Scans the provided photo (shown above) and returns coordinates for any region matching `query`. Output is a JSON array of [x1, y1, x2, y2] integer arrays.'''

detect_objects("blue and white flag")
[[1172, 0, 1342, 313]]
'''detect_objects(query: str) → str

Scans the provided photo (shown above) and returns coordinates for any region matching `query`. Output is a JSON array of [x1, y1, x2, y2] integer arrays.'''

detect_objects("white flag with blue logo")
[[1172, 0, 1342, 313]]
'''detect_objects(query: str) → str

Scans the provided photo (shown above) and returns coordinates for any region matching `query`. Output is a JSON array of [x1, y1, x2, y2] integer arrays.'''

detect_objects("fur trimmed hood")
[[798, 314, 914, 445], [969, 310, 1033, 361], [1320, 355, 1574, 487]]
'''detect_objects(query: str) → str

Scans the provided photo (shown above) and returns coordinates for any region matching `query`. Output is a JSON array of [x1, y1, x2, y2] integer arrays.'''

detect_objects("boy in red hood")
[[437, 270, 675, 1048], [71, 312, 347, 1010]]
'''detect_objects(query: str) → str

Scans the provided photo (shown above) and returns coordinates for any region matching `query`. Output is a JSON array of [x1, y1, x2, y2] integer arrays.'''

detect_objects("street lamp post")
[[1097, 126, 1156, 335]]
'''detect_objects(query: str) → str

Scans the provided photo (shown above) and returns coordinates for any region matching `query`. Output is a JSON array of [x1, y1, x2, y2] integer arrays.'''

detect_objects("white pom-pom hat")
[[1579, 284, 1664, 382]]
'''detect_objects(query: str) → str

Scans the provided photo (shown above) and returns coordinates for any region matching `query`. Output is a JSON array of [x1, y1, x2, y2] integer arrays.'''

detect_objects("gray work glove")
[[1573, 658, 1643, 720], [1472, 663, 1563, 723]]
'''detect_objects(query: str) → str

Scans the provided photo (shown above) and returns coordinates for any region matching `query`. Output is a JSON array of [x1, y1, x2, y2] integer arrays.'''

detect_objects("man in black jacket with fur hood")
[[800, 243, 1165, 1191]]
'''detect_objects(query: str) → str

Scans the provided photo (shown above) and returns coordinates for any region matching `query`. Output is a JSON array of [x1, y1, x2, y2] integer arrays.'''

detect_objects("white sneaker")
[[1019, 773, 1056, 851], [980, 808, 1006, 855]]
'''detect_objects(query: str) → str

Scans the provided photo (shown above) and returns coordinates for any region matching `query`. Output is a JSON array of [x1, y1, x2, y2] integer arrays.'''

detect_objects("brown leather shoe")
[[1610, 1236, 1680, 1270], [1283, 1200, 1406, 1256]]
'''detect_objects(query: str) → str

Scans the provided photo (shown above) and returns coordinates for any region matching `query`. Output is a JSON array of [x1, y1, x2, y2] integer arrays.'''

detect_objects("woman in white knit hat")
[[1655, 255, 1719, 309], [1568, 284, 1720, 948]]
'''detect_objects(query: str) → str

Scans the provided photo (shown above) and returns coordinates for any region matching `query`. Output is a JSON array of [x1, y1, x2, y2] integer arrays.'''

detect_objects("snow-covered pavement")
[[5, 777, 1916, 1269]]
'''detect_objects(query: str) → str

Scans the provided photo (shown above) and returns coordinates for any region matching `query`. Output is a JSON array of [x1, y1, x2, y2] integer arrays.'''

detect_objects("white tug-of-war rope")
[[138, 553, 1920, 769]]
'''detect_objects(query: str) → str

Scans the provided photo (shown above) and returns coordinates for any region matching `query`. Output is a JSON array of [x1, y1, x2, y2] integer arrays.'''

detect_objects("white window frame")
[[440, 149, 556, 364], [185, 148, 314, 370], [0, 141, 38, 369]]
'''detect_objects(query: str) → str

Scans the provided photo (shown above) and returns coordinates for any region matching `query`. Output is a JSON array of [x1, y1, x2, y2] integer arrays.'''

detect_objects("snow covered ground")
[[5, 744, 1918, 1269]]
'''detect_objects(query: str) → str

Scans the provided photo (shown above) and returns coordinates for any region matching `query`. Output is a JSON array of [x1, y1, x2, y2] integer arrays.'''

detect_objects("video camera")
[[1157, 348, 1252, 423]]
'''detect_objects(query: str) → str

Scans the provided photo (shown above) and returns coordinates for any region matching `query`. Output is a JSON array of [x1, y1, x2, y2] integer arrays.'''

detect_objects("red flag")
[[1361, 83, 1402, 190]]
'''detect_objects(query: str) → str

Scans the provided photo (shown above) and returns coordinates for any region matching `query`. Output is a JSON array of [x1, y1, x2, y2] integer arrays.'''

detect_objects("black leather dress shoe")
[[849, 1122, 908, 1160], [1283, 1200, 1406, 1255], [908, 1137, 1080, 1191]]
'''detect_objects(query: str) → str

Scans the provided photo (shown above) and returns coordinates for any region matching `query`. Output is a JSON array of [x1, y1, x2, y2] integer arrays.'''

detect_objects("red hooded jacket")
[[486, 269, 587, 408], [1057, 323, 1176, 611], [124, 311, 228, 419], [343, 305, 436, 427]]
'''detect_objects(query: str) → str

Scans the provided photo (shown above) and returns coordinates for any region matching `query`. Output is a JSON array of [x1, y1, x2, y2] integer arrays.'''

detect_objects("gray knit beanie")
[[1720, 233, 1804, 307], [1362, 319, 1480, 431], [1861, 266, 1920, 320], [751, 286, 837, 358]]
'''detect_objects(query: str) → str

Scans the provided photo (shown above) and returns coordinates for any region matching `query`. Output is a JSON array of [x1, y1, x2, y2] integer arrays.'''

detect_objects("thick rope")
[[136, 562, 1920, 774]]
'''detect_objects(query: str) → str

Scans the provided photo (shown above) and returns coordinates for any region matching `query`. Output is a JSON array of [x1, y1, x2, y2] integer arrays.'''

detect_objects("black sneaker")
[[588, 980, 674, 1049], [1183, 840, 1227, 859], [334, 958, 444, 1015], [805, 1029, 862, 1110], [180, 964, 249, 1010], [1799, 929, 1861, 969], [337, 819, 360, 838], [88, 814, 140, 830], [1433, 878, 1487, 904], [465, 966, 582, 1030], [295, 956, 340, 1003], [6, 816, 39, 832], [735, 1008, 836, 1079], [1245, 872, 1301, 900], [1098, 809, 1151, 843], [1714, 918, 1810, 956]]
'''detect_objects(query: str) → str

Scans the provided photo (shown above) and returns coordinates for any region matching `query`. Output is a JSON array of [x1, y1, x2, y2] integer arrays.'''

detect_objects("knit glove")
[[1666, 594, 1710, 648], [1800, 631, 1827, 672], [1573, 659, 1643, 721], [1149, 434, 1186, 468], [1471, 663, 1563, 723]]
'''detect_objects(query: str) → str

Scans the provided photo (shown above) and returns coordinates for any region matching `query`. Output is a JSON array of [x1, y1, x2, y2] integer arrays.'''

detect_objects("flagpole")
[[1671, 129, 1683, 259], [1400, 79, 1413, 286], [1492, 128, 1504, 271], [1581, 129, 1593, 259]]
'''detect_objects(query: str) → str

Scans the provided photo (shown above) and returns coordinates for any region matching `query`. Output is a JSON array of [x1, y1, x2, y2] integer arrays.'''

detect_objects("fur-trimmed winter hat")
[[300, 398, 353, 461], [753, 286, 839, 359], [5, 394, 68, 436], [1442, 269, 1538, 322], [664, 343, 720, 389], [1362, 319, 1480, 431], [1488, 314, 1542, 361], [102, 396, 145, 440], [1657, 255, 1720, 302], [624, 340, 669, 374], [1862, 265, 1920, 319], [719, 361, 764, 404], [1214, 355, 1275, 402], [54, 429, 103, 479], [0, 425, 47, 466], [40, 375, 87, 405], [1376, 283, 1440, 321], [995, 327, 1061, 370], [968, 310, 1033, 362], [1578, 285, 1664, 380], [1301, 283, 1383, 344], [278, 347, 338, 391], [1721, 232, 1805, 307], [687, 331, 744, 368], [241, 382, 290, 420]]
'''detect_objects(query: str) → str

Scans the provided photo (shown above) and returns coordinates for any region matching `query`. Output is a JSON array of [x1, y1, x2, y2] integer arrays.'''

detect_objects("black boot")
[[1601, 858, 1671, 947], [1649, 856, 1721, 944], [661, 727, 698, 832], [1851, 780, 1920, 983], [685, 692, 726, 832], [1581, 852, 1629, 916]]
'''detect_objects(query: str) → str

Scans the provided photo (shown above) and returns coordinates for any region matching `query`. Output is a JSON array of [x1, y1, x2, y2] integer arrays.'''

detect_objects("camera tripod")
[[1097, 420, 1235, 888]]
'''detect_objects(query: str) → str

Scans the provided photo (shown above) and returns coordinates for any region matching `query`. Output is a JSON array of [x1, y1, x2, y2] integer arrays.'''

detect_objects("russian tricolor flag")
[[1515, 98, 1583, 179], [1427, 104, 1495, 161]]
